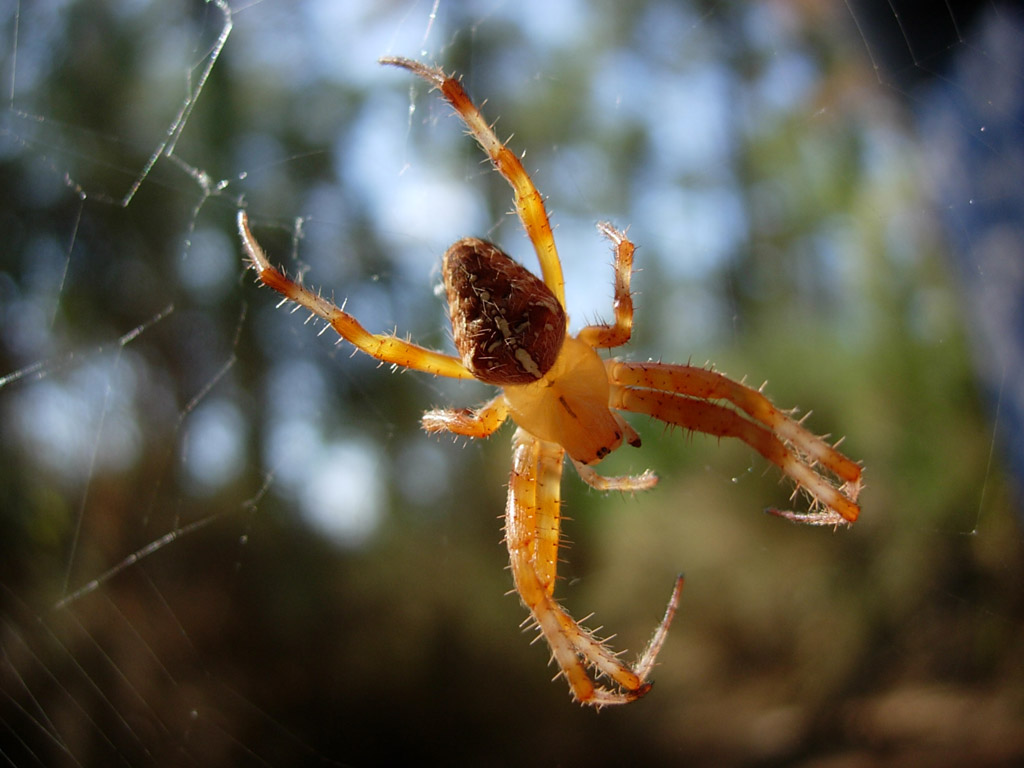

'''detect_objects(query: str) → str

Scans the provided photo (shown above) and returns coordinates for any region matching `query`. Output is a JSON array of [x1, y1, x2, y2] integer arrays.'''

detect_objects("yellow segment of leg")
[[421, 395, 509, 438]]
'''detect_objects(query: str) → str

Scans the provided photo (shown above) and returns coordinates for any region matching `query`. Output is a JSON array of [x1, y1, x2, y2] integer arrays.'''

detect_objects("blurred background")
[[1, 0, 1022, 765]]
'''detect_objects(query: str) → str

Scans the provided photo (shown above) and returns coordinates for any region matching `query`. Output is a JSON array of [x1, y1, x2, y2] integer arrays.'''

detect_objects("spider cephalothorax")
[[238, 57, 862, 707]]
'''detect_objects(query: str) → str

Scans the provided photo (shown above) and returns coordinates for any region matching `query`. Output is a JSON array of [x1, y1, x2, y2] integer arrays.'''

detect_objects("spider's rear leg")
[[507, 429, 680, 706], [609, 373, 862, 524], [577, 222, 636, 350]]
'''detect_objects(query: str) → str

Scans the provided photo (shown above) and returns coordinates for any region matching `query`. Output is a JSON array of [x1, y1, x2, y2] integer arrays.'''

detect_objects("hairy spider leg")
[[608, 362, 862, 524], [562, 221, 660, 493], [380, 57, 566, 309], [506, 429, 635, 705], [506, 428, 683, 707], [421, 393, 509, 438], [238, 211, 475, 380], [577, 222, 636, 350]]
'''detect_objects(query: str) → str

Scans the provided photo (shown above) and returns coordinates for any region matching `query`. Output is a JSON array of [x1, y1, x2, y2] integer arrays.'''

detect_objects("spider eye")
[[443, 238, 566, 386]]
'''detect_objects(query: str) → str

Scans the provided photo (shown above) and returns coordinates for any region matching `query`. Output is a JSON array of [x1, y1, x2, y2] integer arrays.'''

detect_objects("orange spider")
[[237, 57, 862, 707]]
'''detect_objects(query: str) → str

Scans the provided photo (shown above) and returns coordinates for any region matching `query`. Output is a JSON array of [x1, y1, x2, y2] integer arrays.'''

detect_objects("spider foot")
[[633, 574, 685, 680], [572, 458, 659, 493], [569, 574, 684, 707], [767, 506, 854, 528], [579, 682, 653, 710]]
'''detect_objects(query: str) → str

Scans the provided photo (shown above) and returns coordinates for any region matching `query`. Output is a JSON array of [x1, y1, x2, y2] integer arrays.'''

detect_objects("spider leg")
[[608, 361, 862, 524], [380, 56, 566, 308], [238, 212, 474, 379], [421, 394, 509, 438], [571, 457, 658, 493], [577, 222, 636, 350], [506, 428, 681, 706]]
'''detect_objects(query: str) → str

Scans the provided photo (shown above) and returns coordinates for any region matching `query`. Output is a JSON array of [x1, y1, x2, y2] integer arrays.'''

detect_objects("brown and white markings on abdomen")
[[443, 238, 567, 386]]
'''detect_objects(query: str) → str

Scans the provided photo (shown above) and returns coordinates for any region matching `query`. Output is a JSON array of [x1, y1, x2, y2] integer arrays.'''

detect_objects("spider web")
[[1, 0, 1022, 765]]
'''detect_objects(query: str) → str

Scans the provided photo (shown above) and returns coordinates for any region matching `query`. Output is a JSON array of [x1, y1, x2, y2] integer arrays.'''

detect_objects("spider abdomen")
[[443, 238, 566, 385]]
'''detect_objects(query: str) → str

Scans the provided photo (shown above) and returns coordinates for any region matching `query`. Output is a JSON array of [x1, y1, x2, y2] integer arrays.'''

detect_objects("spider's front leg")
[[238, 211, 474, 380], [380, 56, 566, 307], [577, 222, 636, 350], [506, 428, 683, 707]]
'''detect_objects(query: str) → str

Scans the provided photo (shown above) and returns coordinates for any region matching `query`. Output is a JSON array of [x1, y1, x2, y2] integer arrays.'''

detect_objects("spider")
[[237, 57, 863, 707]]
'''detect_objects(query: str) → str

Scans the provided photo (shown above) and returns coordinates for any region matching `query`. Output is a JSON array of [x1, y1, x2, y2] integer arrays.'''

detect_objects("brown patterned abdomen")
[[443, 238, 566, 385]]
